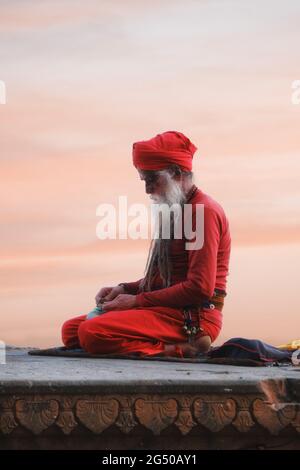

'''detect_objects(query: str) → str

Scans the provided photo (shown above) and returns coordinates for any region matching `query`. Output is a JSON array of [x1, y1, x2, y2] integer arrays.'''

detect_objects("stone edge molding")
[[0, 393, 299, 437]]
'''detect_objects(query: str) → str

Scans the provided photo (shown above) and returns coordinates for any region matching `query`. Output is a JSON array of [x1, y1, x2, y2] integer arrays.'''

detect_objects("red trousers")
[[61, 306, 222, 358]]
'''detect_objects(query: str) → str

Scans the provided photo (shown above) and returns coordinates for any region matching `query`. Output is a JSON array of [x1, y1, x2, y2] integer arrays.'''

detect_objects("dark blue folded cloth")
[[208, 337, 292, 364]]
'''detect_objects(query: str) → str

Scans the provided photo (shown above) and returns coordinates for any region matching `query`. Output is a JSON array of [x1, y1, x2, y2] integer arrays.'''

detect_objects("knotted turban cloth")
[[132, 130, 198, 172]]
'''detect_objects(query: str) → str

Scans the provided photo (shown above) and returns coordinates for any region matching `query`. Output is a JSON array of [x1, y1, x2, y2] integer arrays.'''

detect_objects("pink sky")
[[0, 0, 299, 347]]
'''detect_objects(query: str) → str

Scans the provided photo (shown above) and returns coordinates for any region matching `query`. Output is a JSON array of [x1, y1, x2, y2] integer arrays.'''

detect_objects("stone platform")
[[0, 348, 299, 450]]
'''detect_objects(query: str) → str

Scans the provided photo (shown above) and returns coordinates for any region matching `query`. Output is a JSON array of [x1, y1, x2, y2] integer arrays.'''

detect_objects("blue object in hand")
[[86, 303, 106, 320]]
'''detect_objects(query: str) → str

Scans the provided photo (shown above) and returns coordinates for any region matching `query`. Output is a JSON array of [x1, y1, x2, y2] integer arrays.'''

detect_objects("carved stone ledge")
[[76, 398, 119, 434], [0, 398, 18, 435], [15, 398, 59, 435], [193, 395, 236, 432], [291, 410, 300, 433], [252, 398, 297, 436], [174, 395, 197, 435], [0, 393, 299, 440], [115, 396, 137, 434], [232, 396, 256, 433], [56, 397, 77, 435], [135, 395, 178, 435]]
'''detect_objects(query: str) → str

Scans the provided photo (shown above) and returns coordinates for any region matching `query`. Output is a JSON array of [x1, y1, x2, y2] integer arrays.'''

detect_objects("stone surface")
[[0, 348, 299, 450]]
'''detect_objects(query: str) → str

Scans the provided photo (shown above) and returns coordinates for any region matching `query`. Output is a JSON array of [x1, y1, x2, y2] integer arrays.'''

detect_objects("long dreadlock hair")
[[139, 167, 193, 293]]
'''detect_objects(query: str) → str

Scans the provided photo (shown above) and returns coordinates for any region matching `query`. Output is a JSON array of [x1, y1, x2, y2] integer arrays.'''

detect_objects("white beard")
[[150, 171, 187, 238], [150, 171, 186, 206]]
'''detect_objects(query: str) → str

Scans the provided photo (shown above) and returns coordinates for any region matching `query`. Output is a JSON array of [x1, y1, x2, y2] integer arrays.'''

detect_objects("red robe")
[[62, 185, 231, 357]]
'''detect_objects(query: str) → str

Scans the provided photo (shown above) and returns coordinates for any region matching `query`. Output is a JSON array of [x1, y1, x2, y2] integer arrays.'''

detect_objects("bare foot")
[[164, 342, 198, 358], [164, 336, 212, 358]]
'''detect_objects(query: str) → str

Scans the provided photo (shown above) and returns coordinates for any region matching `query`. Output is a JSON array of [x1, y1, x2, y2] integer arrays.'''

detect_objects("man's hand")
[[102, 294, 137, 312], [95, 285, 125, 305]]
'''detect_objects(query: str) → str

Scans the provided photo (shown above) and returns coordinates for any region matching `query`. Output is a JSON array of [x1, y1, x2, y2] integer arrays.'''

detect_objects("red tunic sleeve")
[[135, 206, 222, 308]]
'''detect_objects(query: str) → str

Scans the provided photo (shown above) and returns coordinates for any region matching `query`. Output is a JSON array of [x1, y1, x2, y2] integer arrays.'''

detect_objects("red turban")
[[132, 130, 198, 172]]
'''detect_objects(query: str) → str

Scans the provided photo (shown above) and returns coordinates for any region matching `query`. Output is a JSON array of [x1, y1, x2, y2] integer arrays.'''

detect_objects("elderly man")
[[61, 131, 231, 358]]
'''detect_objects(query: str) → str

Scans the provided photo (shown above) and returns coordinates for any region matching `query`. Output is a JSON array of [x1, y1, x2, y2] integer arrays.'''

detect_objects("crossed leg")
[[61, 306, 219, 358], [62, 308, 177, 356]]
